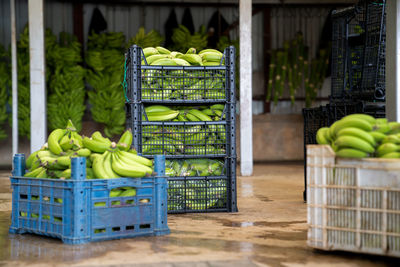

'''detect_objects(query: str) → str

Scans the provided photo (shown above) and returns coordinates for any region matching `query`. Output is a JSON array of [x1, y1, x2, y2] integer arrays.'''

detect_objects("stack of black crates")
[[124, 45, 238, 213], [303, 0, 386, 201]]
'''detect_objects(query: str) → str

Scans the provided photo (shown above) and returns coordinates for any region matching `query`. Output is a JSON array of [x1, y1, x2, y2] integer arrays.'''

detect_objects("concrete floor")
[[0, 164, 399, 267]]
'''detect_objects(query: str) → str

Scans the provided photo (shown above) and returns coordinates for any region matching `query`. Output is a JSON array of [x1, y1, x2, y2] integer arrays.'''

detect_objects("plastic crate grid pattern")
[[124, 45, 237, 213], [9, 155, 169, 244], [124, 45, 234, 103], [331, 5, 365, 99], [307, 145, 400, 257], [360, 0, 386, 100], [168, 177, 229, 213], [140, 122, 228, 157]]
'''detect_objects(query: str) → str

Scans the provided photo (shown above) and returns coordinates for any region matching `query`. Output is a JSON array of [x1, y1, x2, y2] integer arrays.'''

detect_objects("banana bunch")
[[127, 27, 164, 49], [165, 159, 224, 177], [171, 25, 208, 53], [316, 114, 400, 159], [24, 119, 153, 179], [141, 105, 226, 156], [168, 179, 227, 211], [86, 32, 126, 137], [138, 47, 225, 100], [47, 32, 86, 132], [0, 44, 9, 140], [8, 26, 59, 138]]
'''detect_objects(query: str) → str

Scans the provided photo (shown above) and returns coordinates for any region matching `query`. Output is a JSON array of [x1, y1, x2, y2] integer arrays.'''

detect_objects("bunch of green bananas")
[[127, 27, 164, 49], [0, 44, 9, 140], [316, 114, 400, 158], [170, 25, 208, 53], [139, 47, 225, 101], [8, 26, 59, 138], [24, 118, 153, 179], [86, 32, 126, 137], [168, 179, 227, 211], [165, 159, 224, 177], [47, 32, 86, 132], [141, 105, 226, 155]]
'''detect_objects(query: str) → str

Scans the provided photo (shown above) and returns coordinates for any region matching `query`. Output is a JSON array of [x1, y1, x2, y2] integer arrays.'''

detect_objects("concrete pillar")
[[28, 0, 47, 152], [386, 0, 400, 122], [10, 0, 18, 156], [239, 0, 253, 176]]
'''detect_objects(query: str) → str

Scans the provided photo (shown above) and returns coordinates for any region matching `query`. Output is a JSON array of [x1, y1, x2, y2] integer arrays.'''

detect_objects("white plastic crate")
[[307, 145, 400, 257]]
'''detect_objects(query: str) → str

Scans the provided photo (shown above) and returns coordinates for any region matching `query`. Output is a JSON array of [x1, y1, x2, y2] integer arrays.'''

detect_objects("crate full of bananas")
[[316, 113, 400, 158], [136, 105, 227, 156], [124, 45, 235, 102], [24, 120, 154, 180]]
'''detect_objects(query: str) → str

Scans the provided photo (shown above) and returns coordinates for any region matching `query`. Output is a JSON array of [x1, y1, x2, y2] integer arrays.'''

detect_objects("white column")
[[386, 0, 400, 122], [239, 0, 253, 176], [29, 0, 47, 152], [10, 0, 18, 156]]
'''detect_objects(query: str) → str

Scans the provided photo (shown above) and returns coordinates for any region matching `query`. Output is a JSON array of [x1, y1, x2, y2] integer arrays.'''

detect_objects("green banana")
[[117, 150, 153, 167], [111, 153, 149, 178], [210, 104, 225, 111], [331, 118, 373, 137], [188, 109, 212, 121], [156, 46, 171, 54], [373, 123, 391, 134], [92, 153, 108, 179], [336, 127, 375, 146], [334, 135, 374, 153], [143, 47, 159, 57], [48, 129, 67, 155], [145, 105, 171, 113], [24, 167, 45, 178], [316, 127, 330, 145], [344, 114, 376, 125], [380, 152, 400, 158], [117, 129, 133, 151], [370, 131, 386, 143], [199, 49, 223, 56], [151, 58, 176, 66], [76, 148, 91, 157], [382, 135, 400, 145], [103, 151, 120, 178], [335, 148, 367, 158], [145, 110, 179, 121], [377, 143, 399, 157], [82, 137, 110, 153]]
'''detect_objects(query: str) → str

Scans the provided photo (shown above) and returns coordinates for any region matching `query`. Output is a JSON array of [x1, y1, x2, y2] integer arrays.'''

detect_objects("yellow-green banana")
[[316, 127, 330, 145], [335, 148, 367, 158], [334, 135, 374, 153], [48, 129, 67, 155], [336, 127, 375, 146]]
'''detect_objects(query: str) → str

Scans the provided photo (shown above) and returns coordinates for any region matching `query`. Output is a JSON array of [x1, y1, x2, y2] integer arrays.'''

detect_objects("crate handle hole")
[[94, 228, 106, 234], [112, 227, 121, 232], [54, 216, 63, 222], [126, 200, 134, 205], [139, 199, 150, 203], [20, 194, 27, 199], [140, 224, 151, 229], [31, 195, 39, 200], [42, 214, 50, 220], [126, 225, 135, 230], [19, 211, 27, 217], [111, 201, 121, 206], [94, 202, 106, 207], [43, 196, 50, 201], [54, 198, 63, 204]]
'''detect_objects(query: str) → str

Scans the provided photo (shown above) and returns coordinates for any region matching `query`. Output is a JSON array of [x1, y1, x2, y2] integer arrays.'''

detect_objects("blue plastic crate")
[[9, 154, 170, 244]]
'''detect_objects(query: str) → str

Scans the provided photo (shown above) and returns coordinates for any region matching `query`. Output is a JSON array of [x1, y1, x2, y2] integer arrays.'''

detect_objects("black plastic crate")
[[331, 1, 386, 102], [331, 5, 366, 100], [358, 0, 386, 100], [126, 103, 235, 159], [166, 157, 237, 213], [124, 45, 236, 104]]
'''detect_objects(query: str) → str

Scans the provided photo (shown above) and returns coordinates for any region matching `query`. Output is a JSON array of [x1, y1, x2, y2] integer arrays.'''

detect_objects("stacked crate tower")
[[124, 45, 237, 213]]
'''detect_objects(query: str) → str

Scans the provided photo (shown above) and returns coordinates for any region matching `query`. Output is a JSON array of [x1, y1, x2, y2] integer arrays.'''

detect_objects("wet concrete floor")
[[0, 164, 399, 267]]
